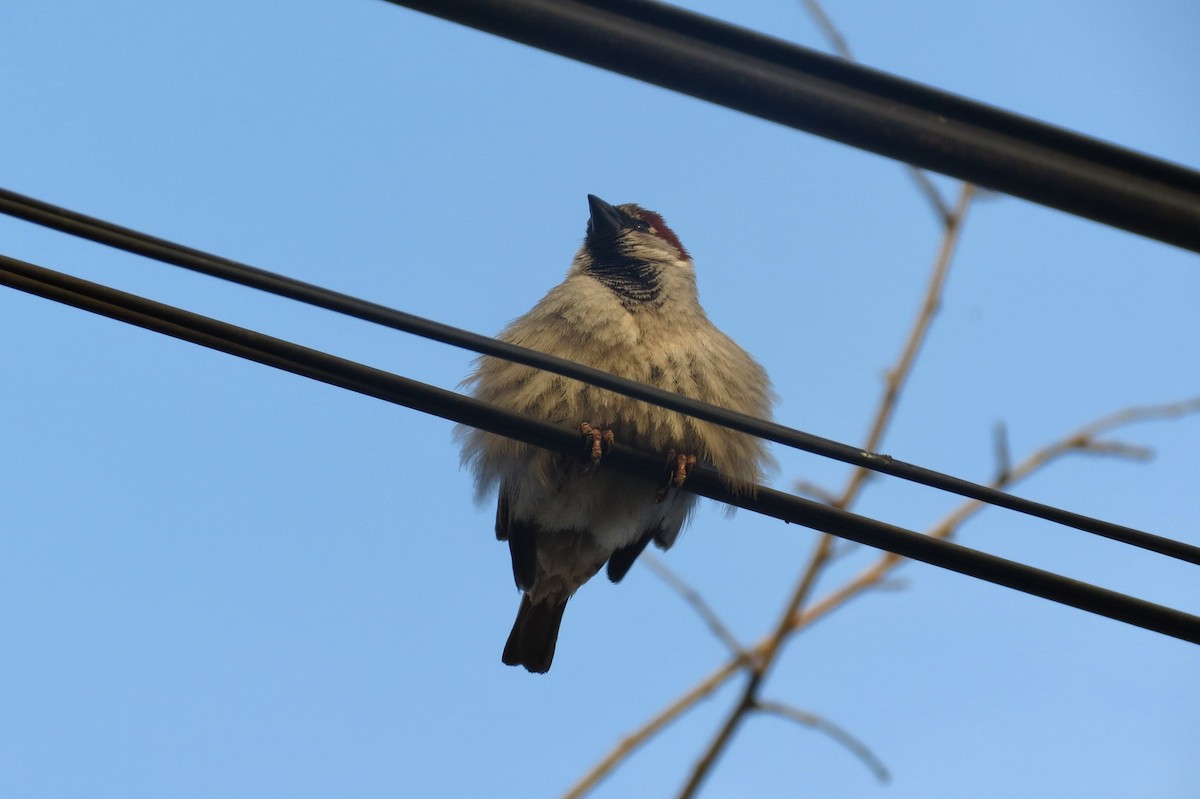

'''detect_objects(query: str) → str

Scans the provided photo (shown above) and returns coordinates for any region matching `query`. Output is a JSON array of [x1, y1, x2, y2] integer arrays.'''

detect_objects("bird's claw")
[[579, 422, 615, 464], [656, 449, 697, 502]]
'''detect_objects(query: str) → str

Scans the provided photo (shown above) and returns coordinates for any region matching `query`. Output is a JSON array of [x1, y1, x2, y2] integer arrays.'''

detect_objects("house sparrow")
[[459, 195, 773, 673]]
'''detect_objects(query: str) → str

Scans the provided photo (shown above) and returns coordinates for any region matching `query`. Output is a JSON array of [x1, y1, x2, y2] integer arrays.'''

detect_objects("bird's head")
[[575, 194, 693, 307]]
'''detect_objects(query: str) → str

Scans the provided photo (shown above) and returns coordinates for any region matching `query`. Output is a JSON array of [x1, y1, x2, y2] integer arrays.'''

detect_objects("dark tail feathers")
[[502, 594, 568, 674]]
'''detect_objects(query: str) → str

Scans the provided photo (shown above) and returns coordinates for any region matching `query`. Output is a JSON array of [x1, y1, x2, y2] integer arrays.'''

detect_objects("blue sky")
[[1, 1, 1198, 797]]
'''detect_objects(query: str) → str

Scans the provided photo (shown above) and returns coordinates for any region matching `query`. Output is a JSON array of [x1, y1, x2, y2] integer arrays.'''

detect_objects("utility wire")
[[1, 250, 1198, 646], [384, 0, 1200, 255], [2, 186, 1198, 566]]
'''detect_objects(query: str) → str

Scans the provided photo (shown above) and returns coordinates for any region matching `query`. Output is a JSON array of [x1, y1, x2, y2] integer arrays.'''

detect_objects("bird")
[[458, 194, 773, 673]]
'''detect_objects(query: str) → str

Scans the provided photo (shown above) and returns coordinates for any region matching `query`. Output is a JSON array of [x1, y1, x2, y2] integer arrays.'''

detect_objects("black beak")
[[587, 194, 626, 237]]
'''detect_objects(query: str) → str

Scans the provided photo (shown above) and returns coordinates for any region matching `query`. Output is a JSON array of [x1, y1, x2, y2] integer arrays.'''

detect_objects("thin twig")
[[753, 700, 890, 783], [641, 553, 748, 661], [1077, 397, 1200, 436], [995, 397, 1200, 483], [792, 479, 840, 505], [993, 421, 1012, 483], [798, 0, 853, 58], [1078, 441, 1153, 459], [873, 577, 909, 593], [906, 166, 955, 225]]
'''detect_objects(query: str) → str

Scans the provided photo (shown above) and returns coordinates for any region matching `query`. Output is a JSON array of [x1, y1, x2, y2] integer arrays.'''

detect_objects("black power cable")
[[383, 0, 1200, 254], [1, 186, 1197, 566], [1, 250, 1197, 645]]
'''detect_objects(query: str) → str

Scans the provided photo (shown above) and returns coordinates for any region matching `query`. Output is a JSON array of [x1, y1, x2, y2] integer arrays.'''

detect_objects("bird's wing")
[[497, 483, 538, 591]]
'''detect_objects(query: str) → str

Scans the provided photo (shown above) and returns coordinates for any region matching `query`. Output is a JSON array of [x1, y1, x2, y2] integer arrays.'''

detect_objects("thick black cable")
[[384, 0, 1200, 254], [2, 187, 1197, 567], [1, 251, 1197, 645]]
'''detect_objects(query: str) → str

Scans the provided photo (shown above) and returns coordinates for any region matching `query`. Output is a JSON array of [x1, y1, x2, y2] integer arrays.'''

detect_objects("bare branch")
[[641, 553, 748, 661], [562, 396, 1200, 798], [784, 395, 1200, 635], [753, 700, 890, 783], [675, 529, 836, 799], [674, 182, 978, 799], [820, 181, 975, 563]]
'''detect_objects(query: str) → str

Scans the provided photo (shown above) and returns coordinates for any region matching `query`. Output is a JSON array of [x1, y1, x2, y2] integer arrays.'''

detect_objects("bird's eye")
[[631, 219, 650, 232]]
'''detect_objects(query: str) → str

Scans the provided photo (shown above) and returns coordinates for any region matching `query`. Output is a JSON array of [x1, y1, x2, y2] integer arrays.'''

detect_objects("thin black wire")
[[2, 186, 1198, 566], [2, 250, 1197, 645], [384, 0, 1200, 254]]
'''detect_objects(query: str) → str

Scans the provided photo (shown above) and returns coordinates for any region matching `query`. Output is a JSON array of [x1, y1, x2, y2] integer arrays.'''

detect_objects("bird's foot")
[[656, 449, 697, 502], [579, 422, 615, 465]]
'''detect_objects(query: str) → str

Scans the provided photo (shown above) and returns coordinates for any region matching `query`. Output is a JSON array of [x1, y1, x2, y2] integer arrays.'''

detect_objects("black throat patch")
[[586, 246, 662, 307]]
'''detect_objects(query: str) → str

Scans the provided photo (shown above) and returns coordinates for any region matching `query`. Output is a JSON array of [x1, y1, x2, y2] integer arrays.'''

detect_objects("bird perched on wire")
[[459, 195, 773, 673]]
